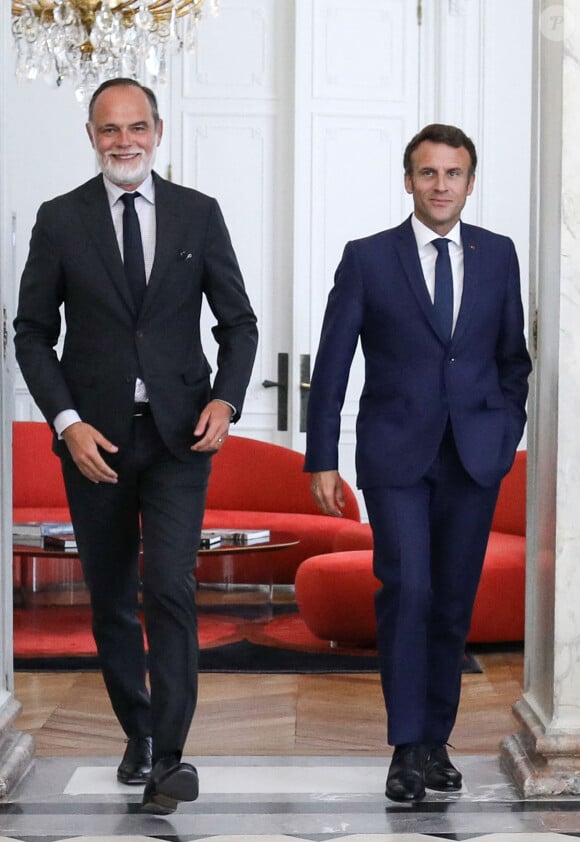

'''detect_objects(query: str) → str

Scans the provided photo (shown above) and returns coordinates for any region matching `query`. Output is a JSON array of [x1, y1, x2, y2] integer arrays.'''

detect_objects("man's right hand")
[[62, 422, 119, 484], [310, 469, 345, 517]]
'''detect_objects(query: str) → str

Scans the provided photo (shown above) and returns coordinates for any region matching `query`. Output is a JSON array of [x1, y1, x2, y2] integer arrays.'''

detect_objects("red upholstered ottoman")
[[295, 550, 378, 646], [331, 525, 526, 643], [295, 538, 525, 647], [332, 520, 373, 551], [466, 530, 525, 642], [302, 451, 527, 645]]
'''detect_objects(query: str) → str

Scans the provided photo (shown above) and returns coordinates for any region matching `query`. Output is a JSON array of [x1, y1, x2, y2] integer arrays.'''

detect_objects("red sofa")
[[12, 422, 362, 590], [13, 422, 75, 596], [295, 450, 527, 645], [198, 435, 361, 584]]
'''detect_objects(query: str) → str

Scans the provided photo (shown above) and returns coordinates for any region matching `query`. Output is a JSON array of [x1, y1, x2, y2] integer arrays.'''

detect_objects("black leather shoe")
[[141, 756, 199, 815], [424, 744, 462, 791], [117, 737, 152, 785], [385, 743, 427, 802]]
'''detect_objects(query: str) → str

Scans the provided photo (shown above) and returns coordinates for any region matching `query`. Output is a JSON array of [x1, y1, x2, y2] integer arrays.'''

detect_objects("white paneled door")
[[170, 0, 421, 512], [5, 0, 534, 515], [170, 0, 296, 446], [295, 0, 420, 509]]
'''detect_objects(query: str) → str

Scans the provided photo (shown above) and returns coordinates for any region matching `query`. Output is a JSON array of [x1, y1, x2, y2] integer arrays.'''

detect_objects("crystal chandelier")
[[11, 0, 220, 106]]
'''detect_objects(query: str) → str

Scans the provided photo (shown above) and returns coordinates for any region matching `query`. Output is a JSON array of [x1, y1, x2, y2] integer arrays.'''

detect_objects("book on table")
[[13, 535, 46, 547], [199, 528, 271, 546], [42, 534, 78, 551], [13, 522, 74, 547], [233, 529, 271, 545], [199, 531, 223, 549], [13, 521, 73, 539]]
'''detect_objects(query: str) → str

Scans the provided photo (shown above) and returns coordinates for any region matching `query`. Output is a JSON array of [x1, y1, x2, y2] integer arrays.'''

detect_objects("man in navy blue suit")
[[305, 124, 531, 802]]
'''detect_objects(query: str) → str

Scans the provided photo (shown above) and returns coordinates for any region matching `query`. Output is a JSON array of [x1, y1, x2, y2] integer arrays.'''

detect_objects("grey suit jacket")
[[14, 172, 258, 462]]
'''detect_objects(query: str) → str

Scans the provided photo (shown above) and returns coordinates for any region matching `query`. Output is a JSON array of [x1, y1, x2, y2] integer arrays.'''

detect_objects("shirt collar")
[[103, 172, 155, 208], [411, 213, 462, 250]]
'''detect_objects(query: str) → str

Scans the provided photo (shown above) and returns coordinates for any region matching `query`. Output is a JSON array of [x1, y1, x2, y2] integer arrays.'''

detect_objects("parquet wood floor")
[[13, 646, 524, 757]]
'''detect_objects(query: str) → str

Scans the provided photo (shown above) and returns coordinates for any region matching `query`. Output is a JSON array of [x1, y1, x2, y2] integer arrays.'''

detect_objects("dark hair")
[[88, 78, 160, 125], [403, 123, 477, 178]]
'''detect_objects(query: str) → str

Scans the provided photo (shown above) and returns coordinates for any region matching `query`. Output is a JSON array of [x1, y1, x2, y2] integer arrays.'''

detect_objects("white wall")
[[419, 0, 533, 325], [3, 0, 534, 488], [4, 55, 171, 420], [6, 73, 94, 420]]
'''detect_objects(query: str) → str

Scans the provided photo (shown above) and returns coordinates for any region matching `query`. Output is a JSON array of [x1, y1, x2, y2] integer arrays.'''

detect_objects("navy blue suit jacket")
[[304, 216, 532, 488]]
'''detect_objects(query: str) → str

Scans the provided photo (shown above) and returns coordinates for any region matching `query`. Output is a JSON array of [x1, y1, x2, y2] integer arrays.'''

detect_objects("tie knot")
[[121, 191, 140, 209], [432, 237, 450, 254]]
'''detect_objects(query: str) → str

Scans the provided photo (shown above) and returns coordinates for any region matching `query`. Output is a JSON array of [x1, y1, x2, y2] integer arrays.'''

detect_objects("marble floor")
[[6, 636, 580, 840], [2, 754, 580, 840]]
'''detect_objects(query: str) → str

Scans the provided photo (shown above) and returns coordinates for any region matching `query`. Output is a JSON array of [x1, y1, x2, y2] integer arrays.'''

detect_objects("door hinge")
[[417, 0, 423, 26], [299, 354, 311, 433], [2, 307, 7, 357], [532, 308, 538, 359]]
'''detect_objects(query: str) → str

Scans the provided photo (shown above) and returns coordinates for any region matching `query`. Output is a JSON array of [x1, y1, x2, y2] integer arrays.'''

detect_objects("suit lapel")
[[451, 222, 479, 346], [77, 176, 135, 315], [143, 173, 188, 313], [395, 217, 481, 347], [394, 217, 443, 339], [77, 173, 188, 318]]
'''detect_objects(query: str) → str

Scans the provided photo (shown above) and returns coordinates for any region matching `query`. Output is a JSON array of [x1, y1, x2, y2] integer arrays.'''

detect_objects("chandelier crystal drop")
[[11, 0, 220, 107]]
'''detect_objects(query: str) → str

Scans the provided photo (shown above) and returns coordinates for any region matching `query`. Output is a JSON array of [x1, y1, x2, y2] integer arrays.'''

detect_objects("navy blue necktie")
[[432, 237, 453, 339], [121, 192, 146, 311]]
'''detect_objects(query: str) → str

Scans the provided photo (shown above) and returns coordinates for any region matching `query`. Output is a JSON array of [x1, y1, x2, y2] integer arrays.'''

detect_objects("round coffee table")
[[196, 531, 299, 606], [14, 531, 299, 607], [13, 542, 88, 607], [198, 531, 298, 556]]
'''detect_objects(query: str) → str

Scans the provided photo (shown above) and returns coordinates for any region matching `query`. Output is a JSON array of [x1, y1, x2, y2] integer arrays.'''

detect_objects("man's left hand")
[[310, 469, 345, 517], [191, 400, 232, 452]]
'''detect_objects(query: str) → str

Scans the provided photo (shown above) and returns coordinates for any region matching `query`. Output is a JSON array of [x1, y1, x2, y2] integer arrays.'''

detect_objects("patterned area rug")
[[13, 603, 482, 674]]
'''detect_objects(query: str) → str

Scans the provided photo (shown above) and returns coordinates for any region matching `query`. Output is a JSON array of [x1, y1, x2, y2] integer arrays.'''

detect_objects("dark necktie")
[[121, 192, 146, 311], [432, 237, 453, 339]]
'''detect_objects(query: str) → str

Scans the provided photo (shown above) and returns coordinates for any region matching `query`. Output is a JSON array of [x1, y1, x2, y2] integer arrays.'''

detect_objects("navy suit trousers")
[[363, 424, 500, 746]]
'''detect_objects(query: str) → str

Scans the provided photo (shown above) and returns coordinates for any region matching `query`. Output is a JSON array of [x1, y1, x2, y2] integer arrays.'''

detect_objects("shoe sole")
[[141, 766, 199, 815], [141, 792, 179, 815]]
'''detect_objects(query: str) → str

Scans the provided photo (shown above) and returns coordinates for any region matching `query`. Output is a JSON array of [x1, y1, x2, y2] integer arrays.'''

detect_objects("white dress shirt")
[[106, 174, 155, 404], [411, 214, 464, 335], [107, 173, 156, 284]]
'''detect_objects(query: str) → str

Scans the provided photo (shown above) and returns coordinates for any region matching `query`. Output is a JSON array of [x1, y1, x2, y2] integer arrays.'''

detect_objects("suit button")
[[449, 357, 455, 364], [136, 331, 144, 339]]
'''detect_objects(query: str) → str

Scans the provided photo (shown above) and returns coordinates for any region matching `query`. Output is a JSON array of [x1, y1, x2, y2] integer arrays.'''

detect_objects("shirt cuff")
[[214, 399, 236, 419], [53, 409, 82, 438]]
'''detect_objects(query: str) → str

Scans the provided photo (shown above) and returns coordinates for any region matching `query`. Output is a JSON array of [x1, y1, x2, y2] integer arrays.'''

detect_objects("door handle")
[[262, 352, 288, 431]]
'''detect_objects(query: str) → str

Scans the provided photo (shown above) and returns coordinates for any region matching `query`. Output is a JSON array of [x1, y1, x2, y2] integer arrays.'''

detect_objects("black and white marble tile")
[[1, 755, 580, 840]]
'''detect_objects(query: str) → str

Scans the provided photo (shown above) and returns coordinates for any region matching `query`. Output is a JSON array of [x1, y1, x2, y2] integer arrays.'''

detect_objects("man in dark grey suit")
[[14, 78, 258, 814]]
